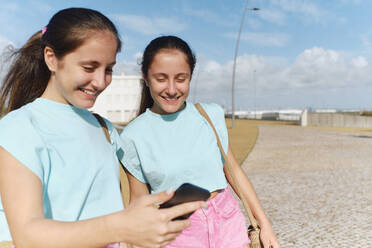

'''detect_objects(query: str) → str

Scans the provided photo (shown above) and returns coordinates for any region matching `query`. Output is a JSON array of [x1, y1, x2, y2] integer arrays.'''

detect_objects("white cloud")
[[225, 32, 290, 47], [112, 14, 186, 35], [204, 60, 224, 73], [113, 60, 141, 76], [185, 47, 372, 109], [0, 36, 15, 83], [112, 45, 372, 109], [0, 36, 13, 50], [293, 47, 342, 68], [133, 52, 143, 62], [288, 47, 348, 88], [258, 9, 286, 25], [351, 56, 368, 68], [269, 0, 326, 23]]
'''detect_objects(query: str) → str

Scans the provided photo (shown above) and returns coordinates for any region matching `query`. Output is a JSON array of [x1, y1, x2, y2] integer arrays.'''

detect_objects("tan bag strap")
[[194, 104, 259, 230], [93, 113, 130, 208], [0, 241, 12, 248]]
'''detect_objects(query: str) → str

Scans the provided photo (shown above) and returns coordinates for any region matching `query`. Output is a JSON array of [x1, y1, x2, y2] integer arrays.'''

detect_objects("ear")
[[142, 74, 149, 87], [44, 46, 58, 72]]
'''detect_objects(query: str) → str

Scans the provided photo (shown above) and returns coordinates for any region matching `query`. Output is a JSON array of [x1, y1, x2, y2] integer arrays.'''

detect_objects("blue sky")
[[1, 0, 372, 110]]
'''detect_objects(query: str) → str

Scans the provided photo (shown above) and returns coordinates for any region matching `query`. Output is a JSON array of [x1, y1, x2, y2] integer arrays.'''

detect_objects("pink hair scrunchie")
[[42, 26, 47, 35]]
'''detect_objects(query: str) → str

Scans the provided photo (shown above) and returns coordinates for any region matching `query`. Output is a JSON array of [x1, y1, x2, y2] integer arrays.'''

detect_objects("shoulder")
[[0, 106, 45, 179], [120, 111, 150, 138], [194, 102, 225, 121], [0, 105, 33, 135], [200, 102, 224, 113], [100, 115, 117, 135], [194, 102, 229, 151]]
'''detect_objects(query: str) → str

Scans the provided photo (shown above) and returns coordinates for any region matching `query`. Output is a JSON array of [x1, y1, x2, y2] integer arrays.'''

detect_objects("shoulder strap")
[[93, 113, 130, 208], [194, 104, 259, 230]]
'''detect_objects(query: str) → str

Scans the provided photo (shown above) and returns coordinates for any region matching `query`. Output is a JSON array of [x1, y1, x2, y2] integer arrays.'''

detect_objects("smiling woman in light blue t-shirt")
[[0, 9, 203, 248], [120, 35, 280, 248]]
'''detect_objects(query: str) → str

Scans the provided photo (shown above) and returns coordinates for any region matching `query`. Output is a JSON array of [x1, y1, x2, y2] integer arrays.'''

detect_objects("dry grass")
[[225, 119, 298, 164], [225, 119, 259, 165]]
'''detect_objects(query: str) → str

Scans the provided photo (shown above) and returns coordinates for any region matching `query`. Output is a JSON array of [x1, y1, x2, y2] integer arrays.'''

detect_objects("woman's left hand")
[[259, 223, 280, 248]]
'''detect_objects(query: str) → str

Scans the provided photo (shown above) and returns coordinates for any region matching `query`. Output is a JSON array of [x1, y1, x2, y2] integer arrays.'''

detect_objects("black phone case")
[[159, 183, 211, 220]]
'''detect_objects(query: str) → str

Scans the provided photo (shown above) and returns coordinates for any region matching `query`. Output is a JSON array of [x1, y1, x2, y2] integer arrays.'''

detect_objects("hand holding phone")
[[159, 183, 210, 220]]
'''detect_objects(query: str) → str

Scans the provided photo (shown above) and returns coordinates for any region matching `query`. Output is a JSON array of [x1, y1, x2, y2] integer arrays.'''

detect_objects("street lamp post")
[[231, 0, 259, 128], [253, 69, 256, 119]]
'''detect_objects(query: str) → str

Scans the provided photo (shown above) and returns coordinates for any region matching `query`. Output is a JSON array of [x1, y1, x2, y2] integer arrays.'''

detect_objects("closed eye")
[[83, 66, 95, 72], [176, 73, 189, 83], [156, 77, 166, 82], [176, 78, 187, 83]]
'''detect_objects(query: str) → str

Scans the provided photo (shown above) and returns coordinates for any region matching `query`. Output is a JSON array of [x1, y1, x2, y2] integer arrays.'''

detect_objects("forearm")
[[231, 169, 271, 226], [225, 146, 271, 227], [13, 211, 126, 248], [224, 147, 280, 247]]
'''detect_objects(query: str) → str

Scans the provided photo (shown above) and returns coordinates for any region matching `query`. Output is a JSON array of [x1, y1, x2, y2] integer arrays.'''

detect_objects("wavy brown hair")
[[0, 8, 121, 114]]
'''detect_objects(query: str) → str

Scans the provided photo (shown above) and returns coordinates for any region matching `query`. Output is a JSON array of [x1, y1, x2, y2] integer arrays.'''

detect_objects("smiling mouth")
[[80, 88, 98, 97], [162, 96, 180, 102]]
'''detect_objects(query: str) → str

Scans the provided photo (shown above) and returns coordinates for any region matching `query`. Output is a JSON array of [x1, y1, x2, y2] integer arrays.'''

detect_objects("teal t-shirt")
[[120, 102, 228, 193], [0, 98, 124, 241]]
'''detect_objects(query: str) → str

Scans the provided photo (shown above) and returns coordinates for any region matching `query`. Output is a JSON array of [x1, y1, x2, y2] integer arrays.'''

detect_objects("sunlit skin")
[[42, 30, 117, 109], [146, 49, 191, 114]]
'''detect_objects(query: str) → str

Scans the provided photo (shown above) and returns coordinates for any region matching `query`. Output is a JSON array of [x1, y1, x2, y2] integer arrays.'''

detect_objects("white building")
[[230, 109, 303, 121], [91, 74, 143, 123]]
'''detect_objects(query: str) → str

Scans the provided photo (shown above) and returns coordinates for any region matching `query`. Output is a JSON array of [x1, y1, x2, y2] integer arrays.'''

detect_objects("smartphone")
[[159, 183, 211, 220]]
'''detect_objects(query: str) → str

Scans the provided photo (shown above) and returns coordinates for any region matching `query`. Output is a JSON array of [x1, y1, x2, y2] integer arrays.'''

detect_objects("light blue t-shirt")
[[120, 102, 228, 193], [0, 98, 125, 241]]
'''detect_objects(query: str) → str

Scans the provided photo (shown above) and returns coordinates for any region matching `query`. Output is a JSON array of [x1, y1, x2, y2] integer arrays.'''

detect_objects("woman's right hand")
[[114, 190, 205, 248]]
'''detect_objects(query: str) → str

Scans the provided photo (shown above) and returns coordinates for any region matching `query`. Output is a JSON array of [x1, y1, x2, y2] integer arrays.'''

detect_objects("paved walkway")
[[241, 125, 372, 247]]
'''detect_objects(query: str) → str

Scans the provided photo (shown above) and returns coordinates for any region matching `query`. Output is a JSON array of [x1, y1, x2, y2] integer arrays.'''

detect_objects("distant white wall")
[[233, 110, 302, 121], [278, 113, 301, 121], [91, 74, 143, 123], [303, 112, 372, 128], [301, 109, 308, 126]]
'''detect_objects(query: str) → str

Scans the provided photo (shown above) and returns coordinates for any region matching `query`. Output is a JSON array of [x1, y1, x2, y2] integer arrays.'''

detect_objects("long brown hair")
[[0, 8, 121, 114], [138, 36, 196, 115]]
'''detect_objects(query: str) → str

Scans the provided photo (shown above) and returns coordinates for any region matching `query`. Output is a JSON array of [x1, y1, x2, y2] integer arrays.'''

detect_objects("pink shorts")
[[13, 243, 121, 248], [164, 187, 250, 248], [12, 244, 119, 248]]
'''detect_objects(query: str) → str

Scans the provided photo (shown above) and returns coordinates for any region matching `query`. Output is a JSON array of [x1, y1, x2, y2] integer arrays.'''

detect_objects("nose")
[[167, 80, 177, 96], [92, 70, 109, 91]]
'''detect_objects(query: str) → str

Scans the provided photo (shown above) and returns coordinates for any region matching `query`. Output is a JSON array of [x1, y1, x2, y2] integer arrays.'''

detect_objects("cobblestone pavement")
[[240, 125, 372, 247]]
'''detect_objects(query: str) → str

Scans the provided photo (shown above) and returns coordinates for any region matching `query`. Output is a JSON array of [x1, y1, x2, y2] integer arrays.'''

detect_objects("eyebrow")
[[176, 73, 190, 77], [152, 72, 190, 77], [79, 60, 116, 66]]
